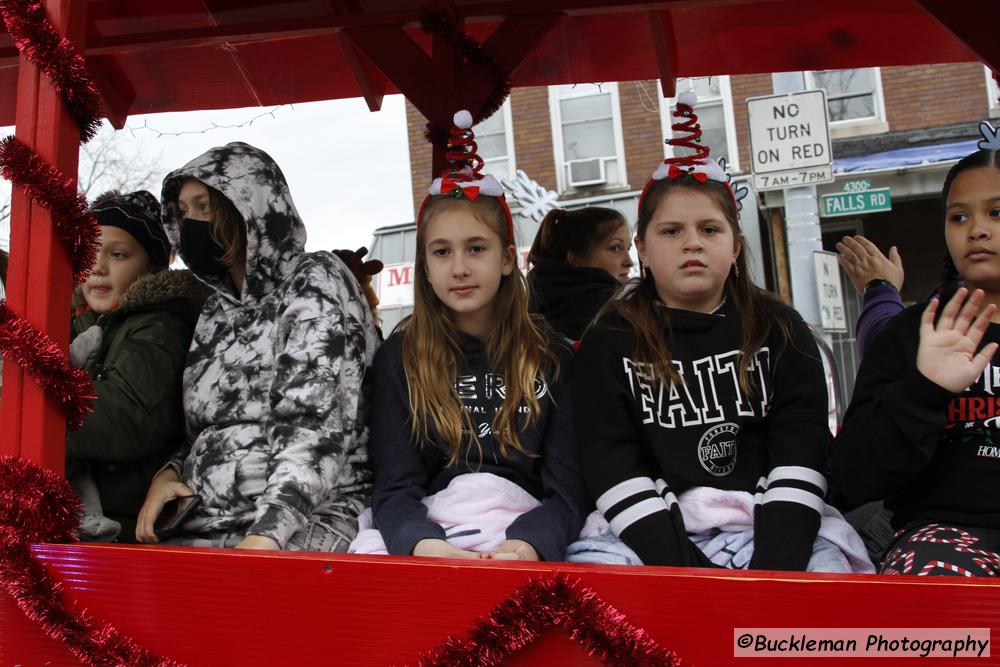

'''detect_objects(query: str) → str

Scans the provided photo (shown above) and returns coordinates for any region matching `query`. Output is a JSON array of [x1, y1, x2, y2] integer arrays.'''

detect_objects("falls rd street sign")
[[748, 90, 835, 192], [821, 187, 892, 217]]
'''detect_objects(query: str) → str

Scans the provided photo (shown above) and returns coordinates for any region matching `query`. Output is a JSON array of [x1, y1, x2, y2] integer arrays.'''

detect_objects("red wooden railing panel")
[[1, 545, 998, 666]]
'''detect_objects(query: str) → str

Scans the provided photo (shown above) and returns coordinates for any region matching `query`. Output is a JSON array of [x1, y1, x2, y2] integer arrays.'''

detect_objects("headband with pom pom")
[[421, 110, 514, 240], [640, 90, 747, 212]]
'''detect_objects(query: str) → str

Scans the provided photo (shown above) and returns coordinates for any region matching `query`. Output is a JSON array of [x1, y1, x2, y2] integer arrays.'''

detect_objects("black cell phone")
[[154, 494, 202, 538]]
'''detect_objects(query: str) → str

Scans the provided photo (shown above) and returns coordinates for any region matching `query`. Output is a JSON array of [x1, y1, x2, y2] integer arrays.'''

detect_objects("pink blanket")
[[349, 473, 540, 555]]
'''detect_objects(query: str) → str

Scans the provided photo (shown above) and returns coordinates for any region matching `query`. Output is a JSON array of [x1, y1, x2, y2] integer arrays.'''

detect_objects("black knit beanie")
[[90, 190, 171, 269]]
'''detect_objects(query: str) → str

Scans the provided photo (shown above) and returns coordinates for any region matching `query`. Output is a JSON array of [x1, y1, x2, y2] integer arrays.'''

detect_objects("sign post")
[[756, 73, 832, 338]]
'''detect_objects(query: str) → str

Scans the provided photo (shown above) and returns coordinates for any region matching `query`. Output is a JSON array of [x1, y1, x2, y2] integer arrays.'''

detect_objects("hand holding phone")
[[153, 494, 201, 539]]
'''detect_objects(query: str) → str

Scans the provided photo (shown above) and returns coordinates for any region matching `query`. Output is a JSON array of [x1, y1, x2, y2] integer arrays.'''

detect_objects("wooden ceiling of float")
[[0, 0, 990, 126]]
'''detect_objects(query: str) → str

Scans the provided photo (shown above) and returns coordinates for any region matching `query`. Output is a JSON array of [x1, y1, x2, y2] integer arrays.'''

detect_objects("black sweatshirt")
[[528, 259, 618, 341], [833, 303, 1000, 530], [369, 330, 589, 561], [573, 302, 830, 570]]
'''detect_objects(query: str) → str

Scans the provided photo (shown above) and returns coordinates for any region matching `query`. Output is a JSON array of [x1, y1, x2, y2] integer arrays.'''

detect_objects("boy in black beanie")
[[68, 190, 210, 541]]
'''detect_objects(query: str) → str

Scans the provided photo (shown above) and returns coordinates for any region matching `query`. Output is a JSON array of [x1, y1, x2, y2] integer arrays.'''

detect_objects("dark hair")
[[528, 207, 627, 266], [0, 248, 7, 287], [939, 150, 1000, 302], [608, 177, 792, 395]]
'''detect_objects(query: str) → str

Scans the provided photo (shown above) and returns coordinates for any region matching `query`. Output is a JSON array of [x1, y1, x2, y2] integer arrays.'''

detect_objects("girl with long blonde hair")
[[349, 111, 588, 561]]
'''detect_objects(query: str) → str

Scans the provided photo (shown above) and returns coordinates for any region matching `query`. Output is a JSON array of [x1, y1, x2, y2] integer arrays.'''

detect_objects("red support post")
[[648, 10, 678, 98], [342, 13, 562, 178], [0, 0, 87, 473]]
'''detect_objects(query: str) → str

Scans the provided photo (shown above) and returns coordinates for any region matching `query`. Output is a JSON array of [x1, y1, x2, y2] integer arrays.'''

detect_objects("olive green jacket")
[[69, 270, 211, 536]]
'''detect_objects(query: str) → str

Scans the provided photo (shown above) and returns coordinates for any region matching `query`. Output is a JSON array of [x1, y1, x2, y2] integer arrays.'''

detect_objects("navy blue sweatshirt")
[[833, 303, 1000, 531], [369, 330, 588, 561], [573, 301, 830, 571]]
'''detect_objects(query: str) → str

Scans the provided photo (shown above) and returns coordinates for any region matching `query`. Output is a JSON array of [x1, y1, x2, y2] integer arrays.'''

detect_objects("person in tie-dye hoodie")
[[135, 142, 380, 551]]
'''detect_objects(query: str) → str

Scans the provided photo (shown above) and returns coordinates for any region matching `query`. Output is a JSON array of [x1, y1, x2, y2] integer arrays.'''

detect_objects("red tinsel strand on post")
[[0, 454, 81, 544], [0, 456, 185, 667], [419, 10, 512, 152], [417, 574, 684, 667], [0, 135, 100, 285], [0, 0, 103, 142], [0, 302, 95, 430], [664, 102, 710, 165]]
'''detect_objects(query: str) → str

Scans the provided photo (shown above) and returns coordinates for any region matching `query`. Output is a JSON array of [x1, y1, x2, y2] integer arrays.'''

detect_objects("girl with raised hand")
[[349, 111, 588, 562], [527, 206, 633, 341], [569, 93, 870, 573], [135, 142, 380, 551], [833, 149, 1000, 577]]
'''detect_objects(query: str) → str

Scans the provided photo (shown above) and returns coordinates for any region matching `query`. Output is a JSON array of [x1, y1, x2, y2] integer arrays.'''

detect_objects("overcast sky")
[[1, 94, 415, 254]]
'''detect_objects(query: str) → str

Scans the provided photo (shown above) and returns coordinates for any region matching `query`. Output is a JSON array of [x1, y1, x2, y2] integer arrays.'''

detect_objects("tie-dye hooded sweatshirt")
[[160, 142, 380, 548]]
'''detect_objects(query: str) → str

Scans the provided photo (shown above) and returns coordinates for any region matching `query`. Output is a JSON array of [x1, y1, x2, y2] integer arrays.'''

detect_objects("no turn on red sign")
[[747, 90, 835, 192]]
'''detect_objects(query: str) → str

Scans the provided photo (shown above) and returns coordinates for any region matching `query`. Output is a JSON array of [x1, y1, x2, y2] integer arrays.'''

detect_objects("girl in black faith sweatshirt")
[[572, 119, 831, 570], [833, 150, 1000, 577]]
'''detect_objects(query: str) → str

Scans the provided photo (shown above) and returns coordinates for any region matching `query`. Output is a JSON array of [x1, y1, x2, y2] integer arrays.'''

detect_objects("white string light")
[[125, 105, 292, 138]]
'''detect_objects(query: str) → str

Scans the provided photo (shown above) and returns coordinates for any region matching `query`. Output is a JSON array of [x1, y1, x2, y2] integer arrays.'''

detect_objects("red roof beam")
[[0, 10, 417, 67], [85, 55, 134, 129], [0, 0, 729, 67], [915, 0, 1000, 75], [335, 34, 387, 112]]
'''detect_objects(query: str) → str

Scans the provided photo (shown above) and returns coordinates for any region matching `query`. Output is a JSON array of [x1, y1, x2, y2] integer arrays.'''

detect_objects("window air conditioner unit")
[[566, 158, 606, 187]]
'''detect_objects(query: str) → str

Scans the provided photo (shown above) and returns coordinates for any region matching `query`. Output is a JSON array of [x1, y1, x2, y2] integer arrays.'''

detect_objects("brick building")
[[372, 62, 996, 404]]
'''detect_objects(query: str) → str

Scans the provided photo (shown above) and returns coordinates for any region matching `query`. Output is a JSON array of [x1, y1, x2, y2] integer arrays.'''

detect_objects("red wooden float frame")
[[1, 1, 1000, 664]]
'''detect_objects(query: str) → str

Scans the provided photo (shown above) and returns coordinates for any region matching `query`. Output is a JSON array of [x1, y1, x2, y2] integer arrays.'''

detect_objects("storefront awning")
[[834, 139, 980, 173]]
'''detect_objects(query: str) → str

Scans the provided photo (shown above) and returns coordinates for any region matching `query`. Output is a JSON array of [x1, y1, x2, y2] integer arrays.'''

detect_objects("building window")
[[476, 100, 515, 182], [985, 66, 1000, 115], [805, 68, 885, 124], [549, 83, 627, 191], [660, 76, 739, 171]]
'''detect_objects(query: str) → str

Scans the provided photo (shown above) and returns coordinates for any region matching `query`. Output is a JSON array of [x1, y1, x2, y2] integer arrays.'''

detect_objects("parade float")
[[0, 0, 998, 664]]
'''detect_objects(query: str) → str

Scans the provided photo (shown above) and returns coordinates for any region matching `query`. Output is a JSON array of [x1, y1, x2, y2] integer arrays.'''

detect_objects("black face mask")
[[179, 218, 229, 278]]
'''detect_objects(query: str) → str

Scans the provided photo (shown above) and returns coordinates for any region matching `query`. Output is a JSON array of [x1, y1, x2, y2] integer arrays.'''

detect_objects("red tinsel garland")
[[419, 11, 512, 153], [0, 302, 94, 430], [418, 574, 685, 666], [0, 456, 184, 667], [0, 135, 100, 285], [0, 0, 102, 142]]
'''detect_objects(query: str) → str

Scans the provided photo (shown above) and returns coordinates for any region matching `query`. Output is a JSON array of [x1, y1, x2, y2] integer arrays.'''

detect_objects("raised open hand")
[[836, 235, 904, 295], [917, 288, 999, 393]]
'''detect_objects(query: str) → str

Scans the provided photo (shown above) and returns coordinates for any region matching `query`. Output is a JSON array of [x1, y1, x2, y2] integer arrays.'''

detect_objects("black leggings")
[[880, 522, 1000, 577]]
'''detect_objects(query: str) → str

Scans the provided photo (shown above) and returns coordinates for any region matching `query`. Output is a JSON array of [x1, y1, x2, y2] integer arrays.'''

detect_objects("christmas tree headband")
[[639, 90, 749, 213], [419, 110, 514, 241]]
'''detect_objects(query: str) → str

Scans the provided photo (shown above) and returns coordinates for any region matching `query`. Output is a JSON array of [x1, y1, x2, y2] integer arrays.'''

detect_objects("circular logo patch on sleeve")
[[698, 422, 739, 476]]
